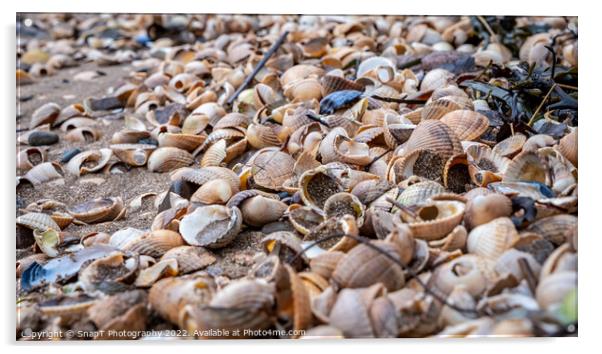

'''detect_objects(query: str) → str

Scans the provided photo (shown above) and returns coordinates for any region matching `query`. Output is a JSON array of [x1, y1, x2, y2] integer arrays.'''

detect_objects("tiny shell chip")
[[179, 205, 243, 249]]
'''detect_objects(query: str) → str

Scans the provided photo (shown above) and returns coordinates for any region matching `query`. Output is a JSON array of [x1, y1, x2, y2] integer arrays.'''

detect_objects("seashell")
[[191, 102, 226, 126], [17, 69, 34, 85], [303, 215, 359, 253], [535, 271, 576, 310], [281, 65, 324, 87], [321, 75, 365, 96], [111, 129, 151, 144], [246, 123, 283, 149], [50, 212, 74, 229], [169, 73, 199, 92], [434, 254, 496, 297], [439, 110, 489, 141], [78, 252, 138, 294], [55, 103, 86, 126], [466, 217, 519, 260], [421, 68, 454, 92], [404, 120, 463, 159], [17, 212, 60, 232], [466, 145, 511, 187], [147, 147, 194, 173], [328, 284, 386, 337], [428, 224, 467, 251], [401, 200, 465, 241], [22, 162, 64, 186], [26, 131, 59, 146], [214, 113, 250, 130], [29, 102, 61, 129], [171, 166, 240, 192], [17, 147, 47, 172], [158, 132, 206, 152], [438, 285, 477, 326], [298, 271, 330, 299], [326, 134, 372, 166], [463, 194, 513, 230], [284, 78, 323, 102], [66, 148, 113, 176], [309, 251, 345, 280], [67, 197, 125, 224], [286, 204, 325, 235], [60, 117, 98, 131], [557, 128, 577, 167], [323, 192, 365, 226], [394, 180, 445, 208], [494, 249, 541, 282], [117, 229, 185, 258], [190, 178, 234, 204], [32, 228, 66, 257], [492, 133, 527, 158], [503, 151, 548, 184], [64, 126, 101, 143], [522, 134, 555, 152], [37, 294, 98, 324], [200, 139, 227, 167], [442, 153, 472, 193], [179, 205, 242, 248], [388, 149, 447, 184], [261, 231, 306, 268], [526, 214, 577, 246], [182, 114, 210, 135], [148, 274, 216, 327], [110, 143, 156, 167], [253, 83, 277, 109], [135, 259, 179, 287], [332, 240, 405, 291], [299, 166, 344, 210], [240, 195, 288, 227], [421, 98, 463, 121], [87, 290, 148, 338], [181, 279, 275, 338], [251, 149, 295, 191], [281, 265, 313, 332], [160, 246, 217, 274]]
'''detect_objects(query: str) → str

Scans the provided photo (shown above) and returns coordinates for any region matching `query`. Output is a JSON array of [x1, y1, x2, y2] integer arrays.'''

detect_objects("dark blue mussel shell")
[[319, 90, 363, 115]]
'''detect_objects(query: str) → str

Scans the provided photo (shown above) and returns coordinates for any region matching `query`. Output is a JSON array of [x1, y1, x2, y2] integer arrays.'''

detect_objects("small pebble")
[[27, 131, 59, 146], [61, 148, 82, 163]]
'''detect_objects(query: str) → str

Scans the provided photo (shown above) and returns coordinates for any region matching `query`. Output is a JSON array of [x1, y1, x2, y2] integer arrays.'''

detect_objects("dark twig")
[[369, 95, 427, 105], [518, 258, 538, 295], [305, 112, 331, 128], [226, 31, 289, 105], [397, 57, 422, 70], [290, 232, 479, 316]]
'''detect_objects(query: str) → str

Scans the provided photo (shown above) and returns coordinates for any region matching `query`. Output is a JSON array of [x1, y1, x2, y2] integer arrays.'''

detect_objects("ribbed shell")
[[160, 246, 217, 274], [22, 162, 64, 186], [503, 151, 548, 184], [200, 139, 227, 167], [170, 166, 240, 192], [404, 120, 463, 159], [285, 265, 312, 332], [251, 149, 295, 190], [526, 214, 577, 245], [122, 230, 185, 257], [421, 98, 463, 121], [492, 133, 527, 157], [440, 110, 489, 141], [17, 212, 60, 231], [110, 144, 156, 167], [395, 181, 446, 207], [147, 147, 194, 173], [30, 102, 61, 129], [557, 128, 577, 167], [158, 133, 205, 152], [467, 217, 519, 260], [66, 148, 113, 176], [405, 200, 465, 241], [309, 251, 345, 280]]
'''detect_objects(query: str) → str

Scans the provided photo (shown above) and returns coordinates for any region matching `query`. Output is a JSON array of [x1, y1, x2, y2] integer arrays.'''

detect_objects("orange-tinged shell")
[[557, 128, 577, 167], [120, 229, 185, 258], [493, 133, 527, 158], [160, 246, 217, 274], [17, 147, 47, 172], [440, 110, 489, 141], [503, 150, 548, 184], [30, 102, 61, 129], [251, 149, 295, 191], [66, 148, 113, 176], [284, 264, 313, 332], [299, 166, 344, 210], [68, 197, 125, 224], [147, 147, 194, 173], [402, 200, 466, 241], [404, 120, 463, 159], [240, 195, 288, 227], [158, 132, 206, 152], [309, 251, 345, 280], [466, 217, 519, 260], [21, 162, 64, 186], [526, 214, 577, 246], [110, 144, 156, 167], [179, 205, 242, 249], [134, 259, 179, 287]]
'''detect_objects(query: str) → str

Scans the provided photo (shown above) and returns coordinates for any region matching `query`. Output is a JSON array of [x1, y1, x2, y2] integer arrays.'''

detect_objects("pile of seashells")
[[17, 14, 577, 339]]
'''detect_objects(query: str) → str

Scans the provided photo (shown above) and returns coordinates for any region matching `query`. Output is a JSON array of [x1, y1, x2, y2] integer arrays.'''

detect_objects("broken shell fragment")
[[147, 147, 194, 173], [67, 197, 125, 224], [179, 205, 242, 248]]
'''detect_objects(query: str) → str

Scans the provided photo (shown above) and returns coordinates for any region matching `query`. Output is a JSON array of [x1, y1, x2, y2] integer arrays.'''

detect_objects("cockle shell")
[[421, 98, 463, 121], [394, 180, 445, 208], [246, 123, 283, 149], [557, 128, 577, 167], [64, 126, 101, 143], [87, 290, 148, 338], [17, 147, 47, 172], [30, 102, 61, 129], [160, 246, 217, 274], [190, 178, 234, 204], [179, 205, 242, 249], [110, 144, 156, 167], [439, 110, 489, 141], [402, 200, 465, 241], [170, 166, 240, 192], [200, 139, 227, 167], [526, 214, 577, 246], [251, 149, 295, 191], [387, 149, 447, 184], [420, 68, 454, 92], [281, 64, 324, 87], [134, 259, 179, 287], [404, 119, 463, 159], [323, 192, 365, 226], [328, 284, 387, 338], [503, 150, 548, 184], [111, 129, 151, 144], [466, 145, 511, 187], [158, 132, 206, 152], [467, 217, 519, 260], [492, 133, 527, 158], [240, 195, 288, 227], [286, 204, 325, 236], [309, 251, 345, 280], [494, 249, 541, 282], [78, 251, 138, 295], [21, 162, 64, 186], [299, 166, 344, 210], [464, 194, 513, 230], [147, 147, 194, 173], [535, 271, 576, 310], [17, 212, 60, 232], [67, 197, 125, 224], [66, 148, 113, 176], [283, 265, 312, 332], [117, 229, 185, 258]]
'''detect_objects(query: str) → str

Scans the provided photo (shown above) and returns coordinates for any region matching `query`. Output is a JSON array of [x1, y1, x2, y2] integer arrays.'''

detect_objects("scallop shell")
[[66, 148, 113, 176], [439, 110, 489, 141], [332, 240, 405, 291], [251, 149, 295, 191], [503, 150, 548, 184], [22, 162, 64, 186], [557, 128, 577, 167], [147, 147, 194, 173], [402, 200, 465, 241], [160, 246, 217, 274], [17, 147, 47, 172], [404, 119, 463, 159], [179, 205, 242, 249], [30, 102, 61, 129], [67, 197, 125, 224], [466, 217, 519, 260], [492, 133, 527, 158], [110, 144, 156, 167]]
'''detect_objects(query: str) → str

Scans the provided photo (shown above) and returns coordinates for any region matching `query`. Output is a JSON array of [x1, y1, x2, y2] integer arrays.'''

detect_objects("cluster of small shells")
[[17, 14, 577, 339]]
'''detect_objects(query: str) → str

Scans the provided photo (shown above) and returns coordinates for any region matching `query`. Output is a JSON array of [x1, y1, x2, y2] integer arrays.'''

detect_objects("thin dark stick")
[[397, 57, 422, 70], [369, 95, 427, 105], [305, 112, 331, 127], [226, 31, 289, 105], [291, 232, 479, 316], [518, 258, 538, 295]]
